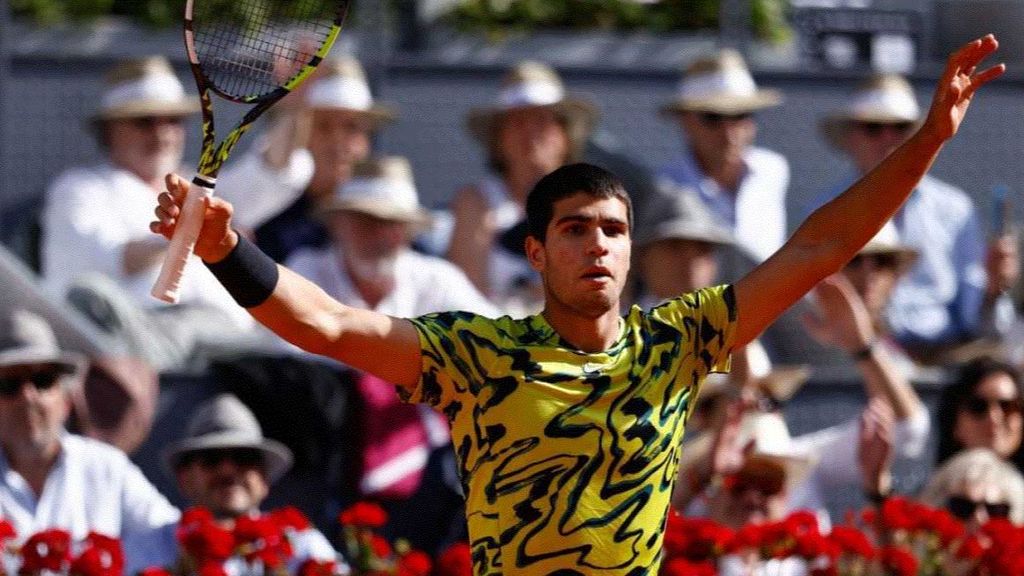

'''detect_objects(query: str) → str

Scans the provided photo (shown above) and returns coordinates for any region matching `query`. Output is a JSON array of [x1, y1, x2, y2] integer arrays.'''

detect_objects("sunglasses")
[[960, 395, 1024, 418], [855, 121, 915, 138], [724, 461, 786, 498], [946, 495, 1011, 521], [848, 252, 902, 270], [179, 447, 265, 469], [0, 370, 65, 397], [698, 112, 753, 126], [127, 116, 185, 130]]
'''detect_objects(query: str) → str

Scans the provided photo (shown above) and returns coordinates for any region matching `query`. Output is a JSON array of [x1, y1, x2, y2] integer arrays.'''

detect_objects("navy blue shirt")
[[254, 193, 329, 263]]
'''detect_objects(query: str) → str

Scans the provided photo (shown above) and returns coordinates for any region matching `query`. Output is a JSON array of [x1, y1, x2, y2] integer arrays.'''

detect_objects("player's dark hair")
[[936, 356, 1024, 468], [525, 163, 632, 243]]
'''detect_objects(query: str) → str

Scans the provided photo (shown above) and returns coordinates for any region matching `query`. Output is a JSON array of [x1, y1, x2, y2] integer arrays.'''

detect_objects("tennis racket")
[[152, 0, 349, 303]]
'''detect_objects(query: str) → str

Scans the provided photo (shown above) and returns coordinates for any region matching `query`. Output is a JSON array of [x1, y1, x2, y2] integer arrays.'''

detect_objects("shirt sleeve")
[[118, 459, 182, 572], [648, 284, 738, 375], [401, 312, 488, 412]]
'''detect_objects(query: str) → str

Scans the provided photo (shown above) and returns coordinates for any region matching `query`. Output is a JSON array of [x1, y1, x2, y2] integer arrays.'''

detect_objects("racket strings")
[[192, 0, 337, 100]]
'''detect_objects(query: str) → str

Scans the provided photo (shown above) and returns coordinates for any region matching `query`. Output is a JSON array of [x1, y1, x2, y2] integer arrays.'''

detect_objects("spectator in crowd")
[[217, 57, 396, 264], [632, 186, 737, 309], [40, 56, 261, 372], [919, 447, 1024, 530], [657, 48, 789, 263], [808, 73, 1019, 356], [0, 309, 179, 572], [285, 155, 495, 553], [935, 356, 1024, 472], [160, 393, 340, 572], [447, 60, 598, 314]]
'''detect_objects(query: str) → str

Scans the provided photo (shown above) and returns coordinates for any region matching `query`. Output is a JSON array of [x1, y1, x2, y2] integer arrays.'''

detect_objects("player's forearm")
[[791, 130, 945, 272]]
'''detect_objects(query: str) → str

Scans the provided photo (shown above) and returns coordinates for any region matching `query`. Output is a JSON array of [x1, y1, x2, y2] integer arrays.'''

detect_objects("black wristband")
[[851, 340, 876, 362], [204, 233, 279, 308]]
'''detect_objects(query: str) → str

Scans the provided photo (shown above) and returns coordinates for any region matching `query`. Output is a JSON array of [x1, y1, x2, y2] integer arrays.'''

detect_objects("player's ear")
[[525, 235, 546, 273]]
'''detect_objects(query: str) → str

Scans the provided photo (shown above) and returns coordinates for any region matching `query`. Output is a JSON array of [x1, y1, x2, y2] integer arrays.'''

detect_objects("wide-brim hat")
[[304, 57, 397, 128], [0, 309, 86, 377], [735, 412, 816, 490], [745, 339, 811, 403], [466, 61, 599, 160], [162, 394, 293, 484], [316, 156, 432, 228], [820, 74, 922, 150], [661, 48, 782, 116], [854, 221, 918, 270], [89, 56, 200, 123], [636, 183, 736, 248]]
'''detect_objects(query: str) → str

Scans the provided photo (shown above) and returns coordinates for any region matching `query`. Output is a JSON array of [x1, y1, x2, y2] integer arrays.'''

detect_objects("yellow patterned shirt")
[[401, 285, 738, 575]]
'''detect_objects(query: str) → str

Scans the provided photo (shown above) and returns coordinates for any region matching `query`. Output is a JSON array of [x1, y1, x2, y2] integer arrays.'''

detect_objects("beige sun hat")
[[854, 221, 918, 268], [661, 48, 782, 116], [745, 339, 811, 403], [467, 60, 599, 161], [0, 309, 86, 378], [820, 74, 922, 149], [317, 156, 432, 226], [89, 56, 200, 123], [304, 57, 397, 128], [733, 411, 817, 491]]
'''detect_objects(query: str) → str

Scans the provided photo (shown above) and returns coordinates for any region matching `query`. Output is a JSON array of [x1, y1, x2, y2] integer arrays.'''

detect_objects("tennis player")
[[152, 36, 1002, 574]]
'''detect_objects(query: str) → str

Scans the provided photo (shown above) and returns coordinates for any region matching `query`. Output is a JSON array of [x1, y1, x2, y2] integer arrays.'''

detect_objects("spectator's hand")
[[986, 234, 1019, 296], [710, 401, 751, 477], [150, 173, 238, 263], [920, 35, 1003, 144], [803, 274, 874, 353], [858, 398, 895, 495]]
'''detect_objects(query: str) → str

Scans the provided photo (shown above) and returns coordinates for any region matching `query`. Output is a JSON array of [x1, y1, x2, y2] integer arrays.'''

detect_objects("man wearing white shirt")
[[0, 309, 179, 573], [41, 56, 261, 371], [657, 49, 789, 263]]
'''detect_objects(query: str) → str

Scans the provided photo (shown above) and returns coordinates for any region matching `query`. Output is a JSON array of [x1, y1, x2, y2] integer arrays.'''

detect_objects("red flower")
[[434, 542, 472, 576], [270, 506, 311, 532], [662, 513, 733, 562], [397, 550, 432, 576], [0, 519, 15, 544], [369, 535, 392, 559], [956, 534, 986, 561], [878, 545, 918, 576], [728, 523, 765, 553], [20, 529, 73, 573], [297, 559, 337, 576], [827, 526, 875, 559], [69, 533, 124, 576], [176, 507, 236, 563], [879, 497, 919, 532], [196, 561, 228, 576], [338, 501, 388, 529], [659, 557, 716, 576], [137, 568, 173, 576], [233, 515, 293, 568]]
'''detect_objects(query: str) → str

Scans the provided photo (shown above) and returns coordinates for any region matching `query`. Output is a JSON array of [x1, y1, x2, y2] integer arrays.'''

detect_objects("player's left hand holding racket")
[[151, 0, 349, 303]]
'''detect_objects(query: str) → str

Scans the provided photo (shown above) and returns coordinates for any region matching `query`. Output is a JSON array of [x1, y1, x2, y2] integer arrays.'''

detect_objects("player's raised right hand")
[[150, 173, 239, 263]]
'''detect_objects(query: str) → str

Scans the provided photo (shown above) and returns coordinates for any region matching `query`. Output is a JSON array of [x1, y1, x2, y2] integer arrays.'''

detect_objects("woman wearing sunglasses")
[[935, 357, 1024, 474], [919, 448, 1024, 530]]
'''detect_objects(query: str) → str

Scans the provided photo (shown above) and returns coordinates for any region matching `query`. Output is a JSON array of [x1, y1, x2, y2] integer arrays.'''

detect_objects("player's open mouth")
[[581, 267, 612, 280]]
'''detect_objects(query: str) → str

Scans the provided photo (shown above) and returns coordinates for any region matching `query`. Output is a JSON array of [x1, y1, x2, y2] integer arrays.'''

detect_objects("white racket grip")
[[151, 177, 215, 303]]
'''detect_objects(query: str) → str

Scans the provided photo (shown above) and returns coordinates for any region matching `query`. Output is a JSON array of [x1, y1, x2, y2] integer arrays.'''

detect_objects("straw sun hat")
[[819, 74, 922, 149], [89, 56, 199, 124], [467, 61, 599, 161], [0, 309, 86, 377], [304, 57, 397, 128], [317, 156, 432, 227], [661, 48, 782, 116]]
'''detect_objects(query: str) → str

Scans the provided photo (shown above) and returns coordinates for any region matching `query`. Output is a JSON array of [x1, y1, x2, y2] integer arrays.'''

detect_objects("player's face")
[[954, 372, 1024, 459], [526, 193, 631, 318], [497, 107, 570, 176], [0, 363, 71, 458], [106, 115, 186, 184], [176, 448, 270, 521], [308, 109, 373, 184], [679, 111, 756, 172], [639, 238, 718, 300]]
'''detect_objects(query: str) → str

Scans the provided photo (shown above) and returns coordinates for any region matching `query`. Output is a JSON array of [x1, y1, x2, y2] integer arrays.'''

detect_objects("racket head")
[[184, 0, 348, 104]]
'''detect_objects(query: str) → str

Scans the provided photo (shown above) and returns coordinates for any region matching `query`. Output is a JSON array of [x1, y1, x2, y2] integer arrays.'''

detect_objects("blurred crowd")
[[2, 46, 1024, 574]]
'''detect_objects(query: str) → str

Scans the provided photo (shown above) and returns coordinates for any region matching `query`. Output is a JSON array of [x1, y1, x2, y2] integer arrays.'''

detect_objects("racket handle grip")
[[151, 177, 215, 304]]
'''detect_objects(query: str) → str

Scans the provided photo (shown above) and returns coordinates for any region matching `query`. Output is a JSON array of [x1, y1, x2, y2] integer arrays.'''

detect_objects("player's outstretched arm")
[[732, 34, 1004, 349], [151, 173, 423, 391]]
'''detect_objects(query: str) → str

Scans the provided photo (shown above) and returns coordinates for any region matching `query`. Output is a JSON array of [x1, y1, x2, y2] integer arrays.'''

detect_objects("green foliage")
[[448, 0, 791, 42], [11, 0, 345, 27]]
